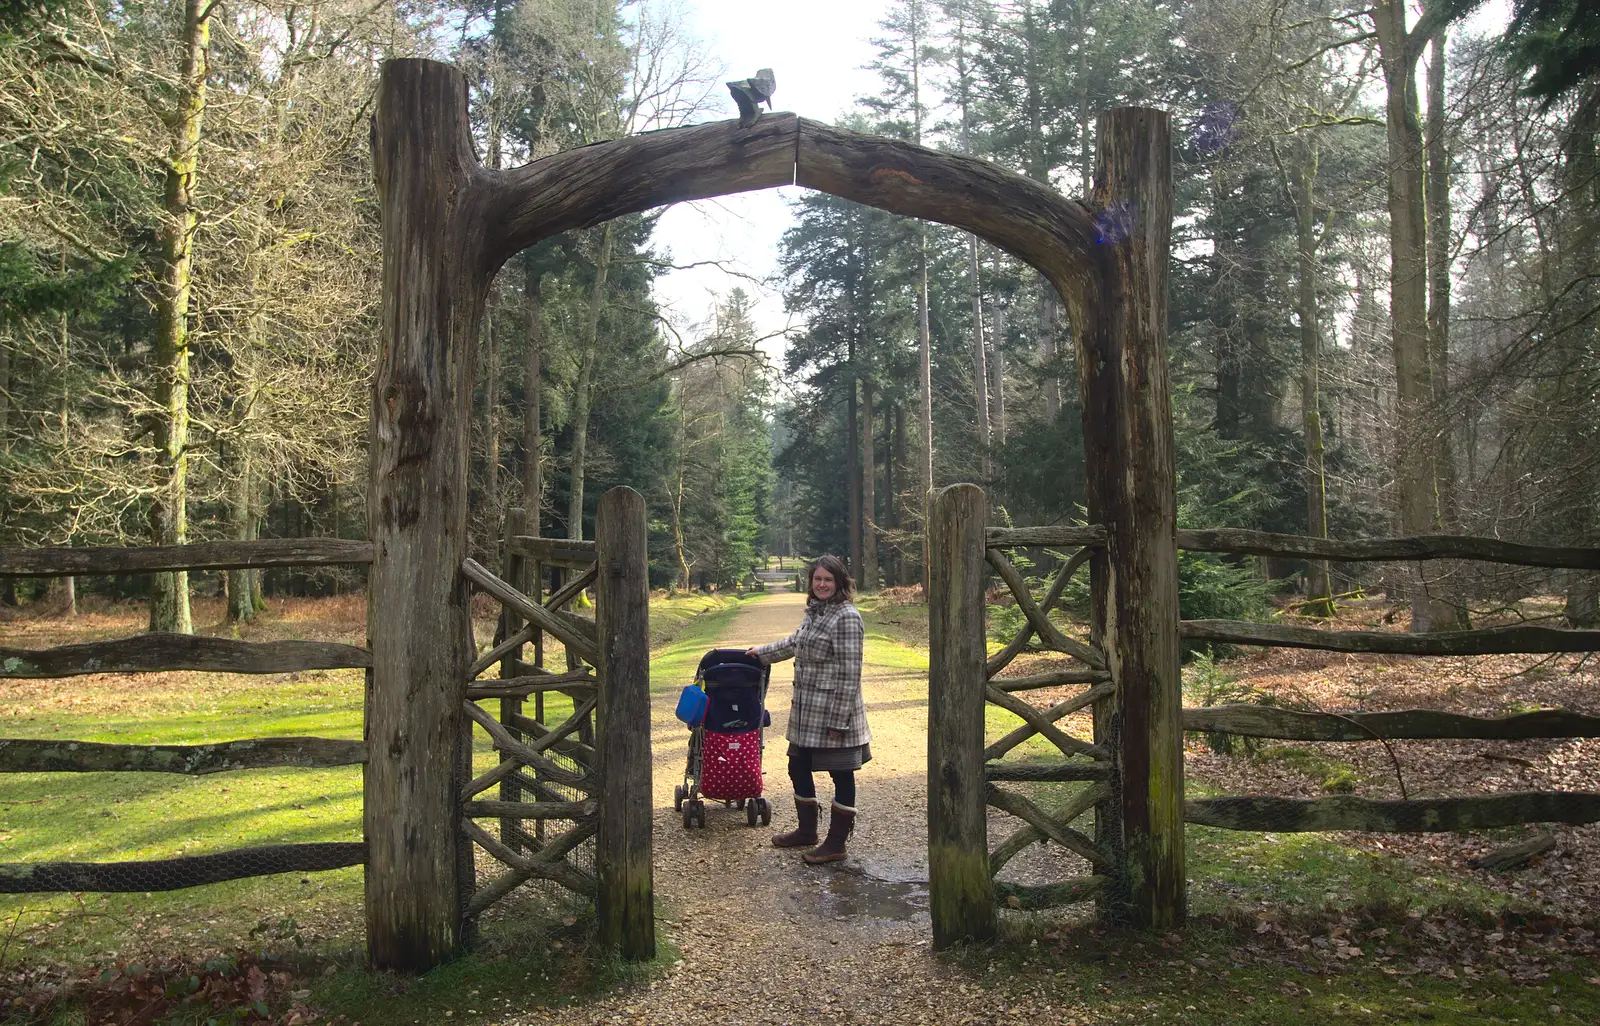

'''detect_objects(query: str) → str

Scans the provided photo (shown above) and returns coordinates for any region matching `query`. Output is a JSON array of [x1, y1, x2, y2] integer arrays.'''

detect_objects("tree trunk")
[[227, 449, 260, 623], [918, 235, 934, 556], [523, 260, 543, 534], [990, 302, 1007, 445], [1426, 27, 1457, 530], [861, 380, 878, 592], [484, 292, 500, 505], [148, 0, 212, 636], [1040, 282, 1062, 422], [847, 376, 862, 578], [969, 236, 991, 477], [1375, 0, 1460, 632], [1424, 26, 1469, 628], [1287, 144, 1334, 618], [912, 3, 934, 591], [883, 400, 898, 586], [568, 224, 613, 541]]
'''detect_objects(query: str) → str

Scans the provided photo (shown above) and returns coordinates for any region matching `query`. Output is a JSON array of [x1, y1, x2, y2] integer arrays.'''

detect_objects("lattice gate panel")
[[982, 539, 1118, 912], [457, 511, 604, 918]]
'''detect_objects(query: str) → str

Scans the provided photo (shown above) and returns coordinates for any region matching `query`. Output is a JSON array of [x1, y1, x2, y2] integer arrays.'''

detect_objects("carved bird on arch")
[[727, 69, 776, 128]]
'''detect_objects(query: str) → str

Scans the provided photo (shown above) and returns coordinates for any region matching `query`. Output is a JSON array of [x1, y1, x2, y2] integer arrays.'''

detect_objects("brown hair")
[[808, 554, 855, 604]]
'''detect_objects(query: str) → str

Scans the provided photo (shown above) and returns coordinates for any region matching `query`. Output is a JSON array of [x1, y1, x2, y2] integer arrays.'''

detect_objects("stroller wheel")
[[673, 784, 685, 812], [681, 800, 695, 829], [758, 797, 772, 826], [693, 800, 707, 828], [746, 800, 759, 827], [735, 799, 746, 810]]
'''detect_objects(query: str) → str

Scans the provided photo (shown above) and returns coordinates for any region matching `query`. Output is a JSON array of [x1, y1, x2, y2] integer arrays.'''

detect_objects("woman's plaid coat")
[[754, 599, 870, 749]]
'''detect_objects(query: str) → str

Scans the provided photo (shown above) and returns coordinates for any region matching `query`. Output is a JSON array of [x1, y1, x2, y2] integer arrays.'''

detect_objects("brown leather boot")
[[772, 797, 820, 848], [802, 802, 855, 864]]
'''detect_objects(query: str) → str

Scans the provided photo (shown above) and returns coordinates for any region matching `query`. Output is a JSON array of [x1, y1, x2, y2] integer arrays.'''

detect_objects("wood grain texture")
[[991, 668, 1111, 692], [484, 116, 799, 271], [984, 761, 1113, 782], [0, 737, 364, 775], [0, 843, 365, 893], [926, 484, 998, 947], [1180, 620, 1600, 655], [365, 57, 481, 972], [990, 784, 1108, 875], [594, 487, 655, 959], [0, 634, 371, 678], [986, 683, 1115, 761], [986, 550, 1107, 669], [1076, 108, 1183, 928], [1175, 528, 1600, 571], [1186, 792, 1600, 832], [985, 783, 1111, 870], [0, 538, 373, 577], [984, 685, 1108, 761], [1184, 705, 1600, 741], [986, 526, 1108, 549], [461, 558, 600, 664]]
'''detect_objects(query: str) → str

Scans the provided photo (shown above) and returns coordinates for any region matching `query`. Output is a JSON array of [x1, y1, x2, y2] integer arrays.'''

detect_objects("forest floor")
[[2, 589, 1600, 1023]]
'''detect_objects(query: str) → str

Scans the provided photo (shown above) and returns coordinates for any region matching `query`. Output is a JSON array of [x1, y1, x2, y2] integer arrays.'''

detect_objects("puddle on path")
[[783, 860, 931, 922]]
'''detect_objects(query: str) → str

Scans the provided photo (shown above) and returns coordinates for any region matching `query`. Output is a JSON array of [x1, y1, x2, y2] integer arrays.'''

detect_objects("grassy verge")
[[0, 591, 746, 1024], [861, 593, 1600, 1022]]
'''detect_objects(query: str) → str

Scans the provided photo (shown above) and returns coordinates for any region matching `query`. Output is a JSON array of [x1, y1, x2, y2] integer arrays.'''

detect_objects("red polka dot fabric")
[[698, 729, 764, 800]]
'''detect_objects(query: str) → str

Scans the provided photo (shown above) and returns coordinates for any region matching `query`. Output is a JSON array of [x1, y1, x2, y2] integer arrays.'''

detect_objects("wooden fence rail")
[[1, 634, 372, 678], [0, 737, 365, 774], [1175, 528, 1600, 571], [0, 842, 366, 893], [1186, 791, 1600, 833], [1180, 620, 1600, 656], [0, 538, 373, 577], [507, 536, 598, 570], [1184, 705, 1600, 741], [987, 525, 1107, 549]]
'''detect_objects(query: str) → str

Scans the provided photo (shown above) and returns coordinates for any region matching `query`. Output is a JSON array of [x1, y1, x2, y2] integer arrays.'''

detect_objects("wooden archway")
[[365, 57, 1178, 970]]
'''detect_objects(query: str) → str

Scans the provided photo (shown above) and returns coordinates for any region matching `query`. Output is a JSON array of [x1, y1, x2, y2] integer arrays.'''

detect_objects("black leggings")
[[788, 748, 856, 807]]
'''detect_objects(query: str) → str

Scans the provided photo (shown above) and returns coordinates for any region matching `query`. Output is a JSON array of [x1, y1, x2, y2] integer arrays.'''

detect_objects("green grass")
[[951, 922, 1600, 1024], [0, 591, 749, 996]]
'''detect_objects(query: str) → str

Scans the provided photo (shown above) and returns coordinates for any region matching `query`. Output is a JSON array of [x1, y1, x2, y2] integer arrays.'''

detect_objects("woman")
[[747, 554, 870, 864]]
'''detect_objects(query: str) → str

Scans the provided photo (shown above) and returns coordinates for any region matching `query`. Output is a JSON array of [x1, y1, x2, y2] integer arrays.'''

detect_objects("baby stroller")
[[673, 648, 773, 829]]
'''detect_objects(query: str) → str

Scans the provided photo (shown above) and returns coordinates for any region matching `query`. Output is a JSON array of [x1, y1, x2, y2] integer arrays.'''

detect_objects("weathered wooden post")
[[927, 483, 997, 947], [594, 486, 654, 958], [365, 59, 489, 971], [1077, 108, 1182, 928]]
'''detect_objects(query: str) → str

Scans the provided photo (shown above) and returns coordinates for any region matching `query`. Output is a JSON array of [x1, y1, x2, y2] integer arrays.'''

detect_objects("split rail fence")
[[0, 539, 374, 893], [0, 486, 654, 962], [927, 484, 1600, 945]]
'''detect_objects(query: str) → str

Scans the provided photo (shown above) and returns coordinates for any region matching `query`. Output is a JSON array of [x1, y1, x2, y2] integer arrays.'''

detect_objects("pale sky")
[[649, 0, 894, 361]]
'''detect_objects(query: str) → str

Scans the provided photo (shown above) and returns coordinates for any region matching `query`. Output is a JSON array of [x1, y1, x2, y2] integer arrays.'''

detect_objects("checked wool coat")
[[754, 598, 871, 749]]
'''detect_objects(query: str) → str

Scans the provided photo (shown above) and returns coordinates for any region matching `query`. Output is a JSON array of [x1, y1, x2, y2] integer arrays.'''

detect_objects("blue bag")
[[674, 684, 708, 726]]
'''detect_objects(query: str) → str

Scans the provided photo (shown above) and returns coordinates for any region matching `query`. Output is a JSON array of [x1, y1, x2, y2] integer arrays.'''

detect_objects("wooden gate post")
[[927, 483, 997, 947], [595, 486, 655, 958], [364, 59, 488, 971], [1079, 107, 1182, 928]]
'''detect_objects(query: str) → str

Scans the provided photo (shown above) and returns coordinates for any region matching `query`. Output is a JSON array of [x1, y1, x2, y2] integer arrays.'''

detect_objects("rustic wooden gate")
[[455, 488, 654, 959], [365, 55, 1173, 967]]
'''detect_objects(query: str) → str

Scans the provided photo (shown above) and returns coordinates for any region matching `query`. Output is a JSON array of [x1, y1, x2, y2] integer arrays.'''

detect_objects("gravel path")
[[519, 592, 1088, 1026]]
